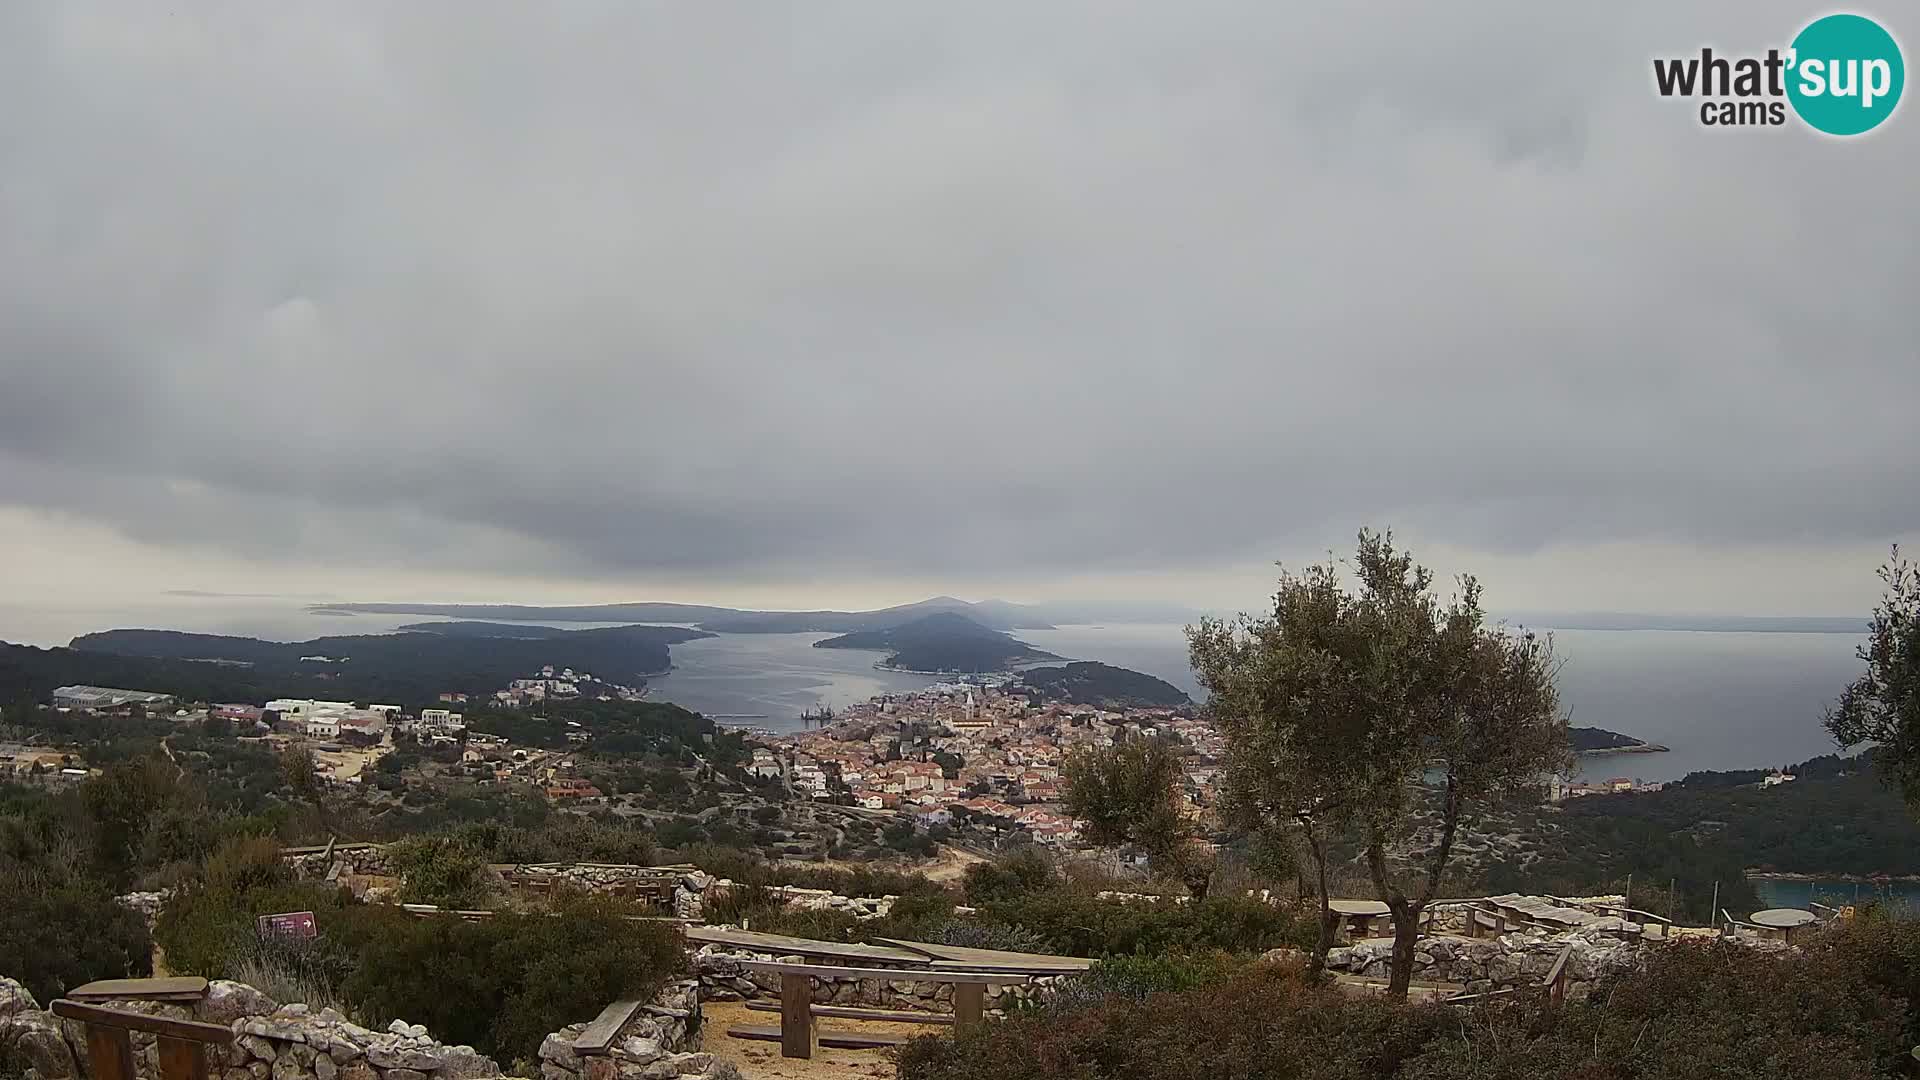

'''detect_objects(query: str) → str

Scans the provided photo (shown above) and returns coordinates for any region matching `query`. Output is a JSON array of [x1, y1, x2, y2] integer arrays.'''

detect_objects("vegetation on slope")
[[813, 612, 1061, 673], [1020, 662, 1191, 708], [899, 923, 1920, 1080]]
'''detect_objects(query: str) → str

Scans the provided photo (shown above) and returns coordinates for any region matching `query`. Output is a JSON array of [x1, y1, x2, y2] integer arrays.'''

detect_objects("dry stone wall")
[[691, 946, 1054, 1015], [1325, 928, 1640, 1000], [0, 978, 500, 1080], [0, 977, 733, 1080], [284, 845, 394, 879], [534, 982, 734, 1080]]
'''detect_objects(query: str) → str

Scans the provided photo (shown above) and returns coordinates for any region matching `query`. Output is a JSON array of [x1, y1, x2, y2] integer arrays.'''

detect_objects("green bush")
[[979, 891, 1306, 957], [0, 878, 153, 1003], [386, 835, 494, 909], [1060, 951, 1243, 1002], [963, 849, 1055, 905], [343, 893, 686, 1062], [900, 935, 1916, 1080]]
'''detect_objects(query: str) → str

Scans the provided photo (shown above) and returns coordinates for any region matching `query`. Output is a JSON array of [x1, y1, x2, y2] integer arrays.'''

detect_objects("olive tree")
[[1193, 529, 1566, 997], [1189, 557, 1369, 975], [1827, 547, 1920, 807], [1062, 735, 1213, 897]]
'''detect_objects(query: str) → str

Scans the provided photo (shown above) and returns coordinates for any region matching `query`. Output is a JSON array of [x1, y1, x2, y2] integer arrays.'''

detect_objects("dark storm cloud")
[[1, 0, 1916, 586]]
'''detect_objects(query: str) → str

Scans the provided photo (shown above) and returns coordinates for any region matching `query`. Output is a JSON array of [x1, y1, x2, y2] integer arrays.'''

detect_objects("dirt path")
[[772, 843, 985, 887], [699, 1001, 923, 1080], [918, 844, 986, 884]]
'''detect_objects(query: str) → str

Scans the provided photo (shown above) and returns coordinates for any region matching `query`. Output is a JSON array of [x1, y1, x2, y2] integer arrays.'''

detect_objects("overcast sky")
[[2, 1, 1915, 625]]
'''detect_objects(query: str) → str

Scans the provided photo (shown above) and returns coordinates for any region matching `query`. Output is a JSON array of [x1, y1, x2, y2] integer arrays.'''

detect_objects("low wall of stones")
[[691, 947, 1055, 1016], [0, 977, 497, 1080], [536, 982, 734, 1080], [284, 844, 394, 879], [333, 848, 916, 924], [0, 977, 731, 1080], [1325, 929, 1639, 1000]]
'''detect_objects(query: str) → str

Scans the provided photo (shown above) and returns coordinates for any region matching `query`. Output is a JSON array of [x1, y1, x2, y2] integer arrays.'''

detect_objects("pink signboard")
[[257, 911, 317, 940]]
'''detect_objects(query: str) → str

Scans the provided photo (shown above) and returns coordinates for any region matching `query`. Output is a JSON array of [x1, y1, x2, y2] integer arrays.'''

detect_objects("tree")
[[1194, 529, 1567, 997], [1062, 735, 1213, 897], [1827, 547, 1920, 809], [1190, 559, 1371, 975], [280, 746, 322, 805]]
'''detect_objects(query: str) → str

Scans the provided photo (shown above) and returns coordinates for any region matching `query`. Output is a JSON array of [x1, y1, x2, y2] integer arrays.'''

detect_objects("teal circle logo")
[[1787, 14, 1904, 135]]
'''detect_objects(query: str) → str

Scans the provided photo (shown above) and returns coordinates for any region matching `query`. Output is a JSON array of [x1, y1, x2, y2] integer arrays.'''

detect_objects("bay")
[[0, 600, 1869, 782]]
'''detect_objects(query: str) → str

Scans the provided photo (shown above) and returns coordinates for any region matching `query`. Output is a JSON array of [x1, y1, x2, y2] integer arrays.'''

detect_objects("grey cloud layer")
[[2, 1, 1916, 585]]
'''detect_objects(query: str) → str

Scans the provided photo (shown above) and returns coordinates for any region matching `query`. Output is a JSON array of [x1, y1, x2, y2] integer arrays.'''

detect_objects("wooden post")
[[954, 982, 986, 1030], [157, 1036, 207, 1080], [86, 1025, 137, 1080], [1710, 881, 1719, 931], [779, 972, 816, 1060]]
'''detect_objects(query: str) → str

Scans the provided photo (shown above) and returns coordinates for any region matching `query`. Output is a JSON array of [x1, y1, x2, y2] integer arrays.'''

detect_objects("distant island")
[[1018, 661, 1191, 709], [813, 612, 1061, 673], [1569, 726, 1669, 754], [42, 623, 713, 704], [309, 595, 1056, 634]]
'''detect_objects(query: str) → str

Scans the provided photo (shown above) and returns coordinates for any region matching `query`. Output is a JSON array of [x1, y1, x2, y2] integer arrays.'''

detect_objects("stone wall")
[[535, 983, 735, 1080], [1325, 928, 1639, 1000], [0, 978, 496, 1080], [282, 843, 924, 925], [690, 947, 1054, 1015], [0, 977, 736, 1080], [284, 845, 394, 880]]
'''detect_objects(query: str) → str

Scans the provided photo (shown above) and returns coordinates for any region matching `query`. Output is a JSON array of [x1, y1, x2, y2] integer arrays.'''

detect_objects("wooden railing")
[[49, 1000, 233, 1080]]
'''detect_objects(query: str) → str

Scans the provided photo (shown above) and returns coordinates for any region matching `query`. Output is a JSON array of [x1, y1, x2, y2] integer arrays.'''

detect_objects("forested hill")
[[813, 613, 1061, 673], [14, 623, 712, 706], [316, 595, 1056, 633], [1569, 726, 1665, 752], [1018, 662, 1191, 709]]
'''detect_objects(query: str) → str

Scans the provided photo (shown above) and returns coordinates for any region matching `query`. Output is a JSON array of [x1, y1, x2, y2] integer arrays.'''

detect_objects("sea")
[[0, 597, 1869, 785]]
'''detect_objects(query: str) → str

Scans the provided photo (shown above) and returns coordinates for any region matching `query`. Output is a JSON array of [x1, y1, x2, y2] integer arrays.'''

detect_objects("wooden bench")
[[50, 1000, 233, 1080], [727, 961, 1029, 1059], [68, 978, 210, 1004], [570, 998, 648, 1056]]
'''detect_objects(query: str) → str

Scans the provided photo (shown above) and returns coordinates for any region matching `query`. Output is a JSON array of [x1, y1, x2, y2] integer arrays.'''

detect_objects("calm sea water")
[[0, 600, 1866, 782], [1753, 878, 1920, 913]]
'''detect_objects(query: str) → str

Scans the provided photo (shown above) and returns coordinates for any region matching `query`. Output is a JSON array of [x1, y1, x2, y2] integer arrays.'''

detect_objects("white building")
[[304, 717, 341, 739], [265, 699, 354, 719], [418, 708, 465, 733]]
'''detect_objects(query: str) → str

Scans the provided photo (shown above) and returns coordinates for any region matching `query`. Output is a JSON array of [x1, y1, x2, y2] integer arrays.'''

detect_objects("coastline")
[[1576, 742, 1671, 756], [1747, 871, 1920, 883]]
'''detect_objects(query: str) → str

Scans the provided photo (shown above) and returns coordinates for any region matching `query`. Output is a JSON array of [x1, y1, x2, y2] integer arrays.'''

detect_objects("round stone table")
[[1749, 907, 1818, 943], [1329, 899, 1392, 938]]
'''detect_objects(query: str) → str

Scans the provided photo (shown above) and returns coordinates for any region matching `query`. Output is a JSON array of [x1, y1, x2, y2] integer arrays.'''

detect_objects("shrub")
[[926, 919, 1051, 955], [979, 890, 1306, 957], [1057, 951, 1242, 1004], [0, 877, 153, 1003], [900, 935, 1918, 1080], [963, 849, 1055, 905], [343, 893, 686, 1062], [386, 835, 494, 909]]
